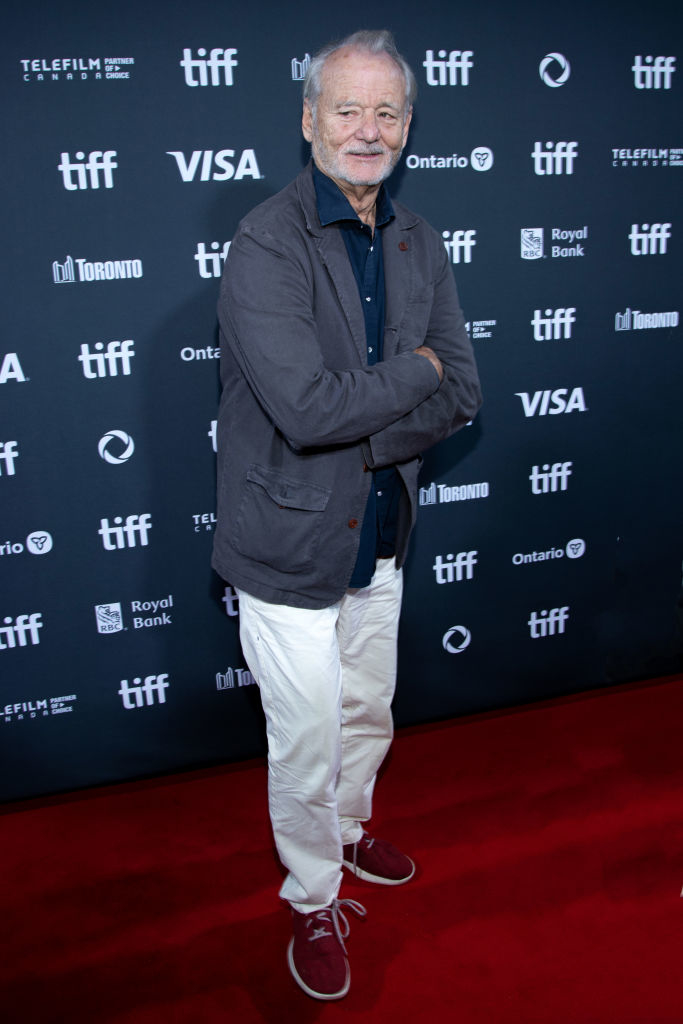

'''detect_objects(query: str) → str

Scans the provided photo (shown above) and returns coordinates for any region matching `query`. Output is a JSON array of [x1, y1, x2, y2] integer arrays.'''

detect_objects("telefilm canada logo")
[[521, 227, 587, 259], [53, 256, 143, 284], [612, 147, 683, 168], [3, 693, 77, 723], [615, 307, 679, 331], [21, 56, 134, 82], [405, 147, 493, 172], [466, 319, 497, 340]]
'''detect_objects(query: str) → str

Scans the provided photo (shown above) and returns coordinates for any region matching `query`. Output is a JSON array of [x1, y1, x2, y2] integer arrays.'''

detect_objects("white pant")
[[237, 557, 403, 912]]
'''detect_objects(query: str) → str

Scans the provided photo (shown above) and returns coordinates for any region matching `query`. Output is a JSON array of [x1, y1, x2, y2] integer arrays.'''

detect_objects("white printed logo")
[[79, 341, 135, 378], [53, 256, 143, 283], [0, 353, 27, 384], [531, 141, 578, 175], [565, 538, 586, 559], [531, 308, 576, 341], [442, 230, 476, 264], [98, 430, 135, 464], [521, 229, 544, 259], [539, 53, 571, 87], [222, 586, 239, 617], [632, 56, 676, 90], [516, 388, 587, 416], [433, 551, 478, 584], [528, 607, 569, 638], [1, 532, 53, 557], [529, 462, 573, 494], [405, 147, 493, 172], [629, 223, 672, 255], [167, 150, 261, 181], [119, 674, 169, 708], [419, 482, 489, 506], [0, 613, 43, 650], [291, 54, 311, 81], [615, 308, 679, 330], [98, 514, 152, 550], [195, 240, 231, 278], [512, 539, 585, 566], [423, 49, 473, 86], [216, 667, 256, 690], [442, 626, 471, 654], [58, 151, 117, 190], [95, 603, 124, 634], [0, 440, 19, 476], [180, 48, 238, 86]]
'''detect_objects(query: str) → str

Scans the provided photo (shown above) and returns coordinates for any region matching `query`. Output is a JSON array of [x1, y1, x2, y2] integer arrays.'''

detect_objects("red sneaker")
[[287, 898, 366, 1001], [342, 832, 415, 885]]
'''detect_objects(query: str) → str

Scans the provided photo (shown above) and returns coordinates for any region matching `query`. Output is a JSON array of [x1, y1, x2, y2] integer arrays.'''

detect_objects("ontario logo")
[[405, 147, 493, 172]]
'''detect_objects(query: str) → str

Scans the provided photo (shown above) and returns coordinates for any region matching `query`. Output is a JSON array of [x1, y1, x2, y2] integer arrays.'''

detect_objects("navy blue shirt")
[[312, 162, 403, 588]]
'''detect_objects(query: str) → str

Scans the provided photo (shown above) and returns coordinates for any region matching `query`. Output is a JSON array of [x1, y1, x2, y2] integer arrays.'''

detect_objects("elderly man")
[[212, 29, 481, 1000]]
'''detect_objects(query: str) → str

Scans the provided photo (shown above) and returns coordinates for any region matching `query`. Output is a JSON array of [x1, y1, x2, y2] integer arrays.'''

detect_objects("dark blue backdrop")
[[2, 0, 681, 801]]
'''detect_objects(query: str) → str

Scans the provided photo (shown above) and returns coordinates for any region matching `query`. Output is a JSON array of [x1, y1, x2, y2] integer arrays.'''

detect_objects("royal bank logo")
[[195, 240, 231, 278], [79, 341, 135, 378], [95, 595, 173, 632], [539, 53, 571, 87], [612, 147, 683, 168], [629, 223, 672, 255], [180, 48, 238, 86], [98, 514, 152, 550], [615, 307, 679, 331], [419, 481, 489, 506], [522, 227, 588, 259], [432, 550, 477, 584], [1, 353, 27, 384], [442, 230, 476, 264], [516, 387, 587, 416], [512, 538, 586, 566], [423, 49, 473, 86], [291, 53, 311, 81], [98, 430, 135, 464], [0, 441, 19, 477], [405, 147, 493, 171], [167, 150, 261, 181], [119, 674, 169, 709], [528, 606, 569, 638], [58, 150, 117, 190], [1, 531, 53, 558], [531, 308, 577, 341], [0, 613, 43, 650], [529, 462, 573, 494], [53, 256, 143, 284], [95, 603, 124, 634], [442, 626, 471, 654], [216, 667, 256, 690], [632, 56, 676, 90], [531, 141, 578, 175], [21, 56, 134, 83]]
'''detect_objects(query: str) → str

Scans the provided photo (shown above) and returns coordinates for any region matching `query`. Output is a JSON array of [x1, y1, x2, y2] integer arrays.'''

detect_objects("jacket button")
[[399, 241, 408, 251], [348, 518, 359, 528]]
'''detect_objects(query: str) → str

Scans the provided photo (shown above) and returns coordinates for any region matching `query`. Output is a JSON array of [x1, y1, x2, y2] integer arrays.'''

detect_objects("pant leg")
[[236, 588, 344, 913], [335, 557, 403, 845]]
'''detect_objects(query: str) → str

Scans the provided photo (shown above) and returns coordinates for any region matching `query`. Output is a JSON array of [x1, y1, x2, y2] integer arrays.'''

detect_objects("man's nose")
[[356, 111, 380, 141]]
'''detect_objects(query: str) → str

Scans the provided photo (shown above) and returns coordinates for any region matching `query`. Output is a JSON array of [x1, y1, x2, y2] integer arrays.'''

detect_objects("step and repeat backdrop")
[[2, 0, 681, 800]]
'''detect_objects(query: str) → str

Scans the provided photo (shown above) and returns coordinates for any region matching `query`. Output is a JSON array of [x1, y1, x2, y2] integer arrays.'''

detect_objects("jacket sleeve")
[[363, 244, 482, 468], [218, 223, 442, 450]]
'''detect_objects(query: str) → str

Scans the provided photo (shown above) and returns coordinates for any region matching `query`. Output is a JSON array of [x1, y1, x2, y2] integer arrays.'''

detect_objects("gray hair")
[[303, 29, 417, 116]]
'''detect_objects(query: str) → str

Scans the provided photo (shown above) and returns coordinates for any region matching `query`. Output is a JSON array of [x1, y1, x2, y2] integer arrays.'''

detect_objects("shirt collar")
[[312, 161, 394, 229]]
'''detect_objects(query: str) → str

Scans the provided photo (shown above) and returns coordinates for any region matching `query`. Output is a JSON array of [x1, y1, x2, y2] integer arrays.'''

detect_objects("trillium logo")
[[98, 430, 135, 464], [539, 53, 571, 87], [442, 625, 471, 654]]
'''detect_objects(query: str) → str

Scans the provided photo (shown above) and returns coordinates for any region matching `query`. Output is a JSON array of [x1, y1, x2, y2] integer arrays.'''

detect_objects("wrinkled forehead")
[[319, 47, 406, 107]]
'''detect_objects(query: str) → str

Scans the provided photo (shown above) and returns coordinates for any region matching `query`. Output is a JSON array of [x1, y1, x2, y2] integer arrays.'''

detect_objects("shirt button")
[[348, 518, 359, 529], [377, 490, 383, 497], [365, 296, 371, 302], [368, 346, 373, 354]]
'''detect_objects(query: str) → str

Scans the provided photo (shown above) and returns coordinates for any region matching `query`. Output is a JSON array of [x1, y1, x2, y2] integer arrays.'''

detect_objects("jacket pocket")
[[231, 464, 331, 574]]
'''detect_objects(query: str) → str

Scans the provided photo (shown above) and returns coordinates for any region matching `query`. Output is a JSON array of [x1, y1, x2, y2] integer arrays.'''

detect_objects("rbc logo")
[[531, 308, 576, 341], [632, 56, 676, 89], [180, 48, 238, 86], [531, 141, 578, 175], [58, 151, 117, 190], [629, 223, 672, 255]]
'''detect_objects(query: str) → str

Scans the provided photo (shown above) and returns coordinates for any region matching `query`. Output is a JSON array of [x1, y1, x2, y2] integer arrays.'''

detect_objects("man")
[[212, 30, 482, 1000]]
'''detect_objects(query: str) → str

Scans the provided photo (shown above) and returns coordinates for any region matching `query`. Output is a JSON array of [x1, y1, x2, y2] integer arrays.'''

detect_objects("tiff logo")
[[442, 230, 476, 264], [529, 462, 573, 494], [58, 151, 117, 190], [433, 550, 478, 584], [632, 56, 676, 89], [222, 585, 239, 617], [78, 340, 135, 378], [629, 223, 672, 255], [531, 141, 578, 175], [216, 667, 256, 689], [531, 308, 576, 340], [180, 48, 238, 86], [0, 440, 19, 476], [528, 607, 569, 638], [99, 514, 152, 550], [195, 241, 231, 278], [0, 613, 43, 650], [119, 674, 169, 708], [423, 49, 473, 86]]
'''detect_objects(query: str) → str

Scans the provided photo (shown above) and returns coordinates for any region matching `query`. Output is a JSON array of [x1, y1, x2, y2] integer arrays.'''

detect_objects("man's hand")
[[414, 346, 444, 382]]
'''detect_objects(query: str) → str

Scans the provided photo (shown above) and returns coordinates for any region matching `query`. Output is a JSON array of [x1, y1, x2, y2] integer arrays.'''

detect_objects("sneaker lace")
[[349, 830, 374, 872], [307, 898, 366, 954]]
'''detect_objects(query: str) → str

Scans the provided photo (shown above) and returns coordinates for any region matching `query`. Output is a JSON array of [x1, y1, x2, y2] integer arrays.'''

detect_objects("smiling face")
[[302, 47, 412, 194]]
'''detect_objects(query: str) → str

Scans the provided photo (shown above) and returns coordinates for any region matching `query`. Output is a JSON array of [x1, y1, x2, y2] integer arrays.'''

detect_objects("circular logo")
[[26, 531, 53, 555], [565, 538, 586, 559], [98, 430, 135, 465], [539, 53, 571, 88], [470, 147, 494, 172], [442, 626, 471, 654]]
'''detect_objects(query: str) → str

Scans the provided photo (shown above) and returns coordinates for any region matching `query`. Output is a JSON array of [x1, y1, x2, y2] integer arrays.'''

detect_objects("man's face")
[[302, 48, 411, 190]]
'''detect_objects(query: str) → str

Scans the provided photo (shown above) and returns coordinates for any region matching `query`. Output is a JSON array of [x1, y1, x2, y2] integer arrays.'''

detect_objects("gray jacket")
[[212, 163, 482, 609]]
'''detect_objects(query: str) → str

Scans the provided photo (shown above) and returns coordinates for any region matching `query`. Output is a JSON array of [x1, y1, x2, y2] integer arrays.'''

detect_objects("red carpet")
[[2, 675, 682, 1022]]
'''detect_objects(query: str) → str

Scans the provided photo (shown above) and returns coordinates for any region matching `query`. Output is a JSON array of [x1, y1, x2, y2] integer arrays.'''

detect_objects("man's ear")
[[302, 100, 313, 143]]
